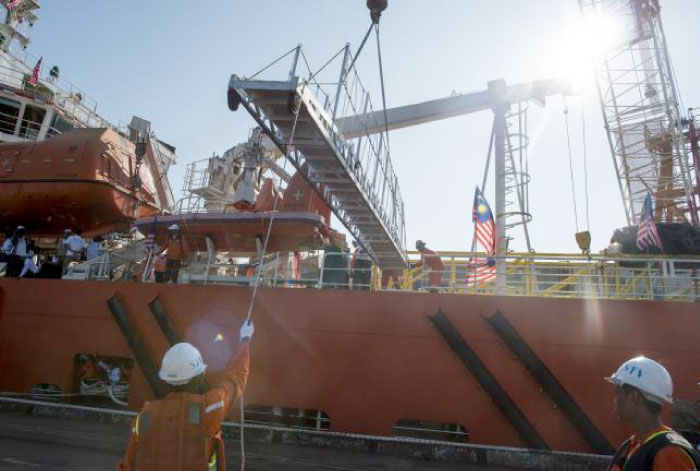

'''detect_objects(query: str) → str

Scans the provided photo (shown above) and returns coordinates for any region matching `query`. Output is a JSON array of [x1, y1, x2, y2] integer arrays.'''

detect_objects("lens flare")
[[542, 10, 627, 88]]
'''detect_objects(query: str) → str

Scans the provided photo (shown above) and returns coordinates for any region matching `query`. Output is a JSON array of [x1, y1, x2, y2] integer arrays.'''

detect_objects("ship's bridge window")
[[48, 114, 74, 137], [0, 97, 20, 135], [19, 105, 46, 140]]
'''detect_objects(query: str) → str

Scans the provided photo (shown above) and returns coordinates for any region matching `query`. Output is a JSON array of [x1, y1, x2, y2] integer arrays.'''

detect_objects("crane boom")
[[336, 77, 573, 138], [337, 76, 573, 294]]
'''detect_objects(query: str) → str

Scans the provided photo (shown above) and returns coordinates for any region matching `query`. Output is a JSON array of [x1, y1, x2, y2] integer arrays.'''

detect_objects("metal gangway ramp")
[[228, 45, 407, 268]]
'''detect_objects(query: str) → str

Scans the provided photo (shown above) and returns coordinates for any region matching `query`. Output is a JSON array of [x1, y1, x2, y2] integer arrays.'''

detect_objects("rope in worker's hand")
[[237, 61, 303, 471]]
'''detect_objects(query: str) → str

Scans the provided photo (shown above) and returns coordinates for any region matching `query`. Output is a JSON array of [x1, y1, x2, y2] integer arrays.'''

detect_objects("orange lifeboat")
[[134, 169, 338, 253], [0, 128, 161, 236]]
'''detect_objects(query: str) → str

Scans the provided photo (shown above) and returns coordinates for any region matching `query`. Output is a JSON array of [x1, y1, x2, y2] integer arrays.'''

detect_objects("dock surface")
[[0, 411, 522, 471]]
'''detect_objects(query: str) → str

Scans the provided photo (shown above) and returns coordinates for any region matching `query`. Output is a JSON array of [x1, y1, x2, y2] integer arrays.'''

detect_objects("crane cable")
[[581, 101, 591, 232], [375, 23, 392, 157], [563, 97, 580, 234], [239, 16, 391, 471], [238, 80, 302, 471]]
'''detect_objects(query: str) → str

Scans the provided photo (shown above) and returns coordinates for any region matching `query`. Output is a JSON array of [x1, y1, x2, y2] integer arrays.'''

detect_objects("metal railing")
[[161, 250, 700, 303], [182, 157, 220, 195], [171, 194, 206, 214], [310, 45, 405, 252], [19, 239, 699, 303], [311, 45, 406, 250], [0, 49, 114, 132], [392, 251, 700, 302]]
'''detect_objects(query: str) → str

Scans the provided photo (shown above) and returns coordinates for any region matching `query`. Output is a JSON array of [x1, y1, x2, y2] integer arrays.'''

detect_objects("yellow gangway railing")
[[372, 251, 700, 303]]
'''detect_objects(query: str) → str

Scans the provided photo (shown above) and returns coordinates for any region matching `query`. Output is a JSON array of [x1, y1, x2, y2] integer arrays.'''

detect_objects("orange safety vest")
[[154, 255, 166, 273], [132, 393, 225, 471], [165, 237, 186, 261]]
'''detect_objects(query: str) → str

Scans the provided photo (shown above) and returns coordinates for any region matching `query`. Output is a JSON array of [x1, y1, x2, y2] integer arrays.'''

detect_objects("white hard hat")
[[605, 356, 673, 404], [168, 224, 179, 231], [158, 342, 207, 386]]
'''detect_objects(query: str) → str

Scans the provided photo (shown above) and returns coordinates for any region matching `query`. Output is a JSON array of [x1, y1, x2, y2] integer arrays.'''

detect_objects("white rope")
[[0, 391, 107, 398], [239, 77, 304, 471], [0, 395, 137, 417], [563, 97, 580, 234]]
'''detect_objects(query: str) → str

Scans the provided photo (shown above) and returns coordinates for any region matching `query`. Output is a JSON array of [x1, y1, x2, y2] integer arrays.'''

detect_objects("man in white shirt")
[[65, 229, 88, 263], [5, 226, 28, 277], [86, 236, 103, 261], [20, 240, 39, 278], [1, 232, 13, 259]]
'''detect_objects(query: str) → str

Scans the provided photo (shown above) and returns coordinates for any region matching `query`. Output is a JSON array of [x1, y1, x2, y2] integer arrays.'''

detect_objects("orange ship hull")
[[1, 279, 699, 453]]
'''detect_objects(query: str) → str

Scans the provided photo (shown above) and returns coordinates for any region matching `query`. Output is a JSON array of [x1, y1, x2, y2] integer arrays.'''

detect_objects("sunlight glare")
[[543, 10, 627, 88]]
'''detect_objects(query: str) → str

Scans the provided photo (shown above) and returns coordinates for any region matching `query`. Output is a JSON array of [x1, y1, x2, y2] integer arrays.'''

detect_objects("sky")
[[28, 0, 700, 253]]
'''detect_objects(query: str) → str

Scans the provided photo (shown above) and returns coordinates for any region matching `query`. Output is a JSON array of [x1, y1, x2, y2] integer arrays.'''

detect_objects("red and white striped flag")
[[29, 56, 42, 86], [466, 187, 496, 286], [636, 192, 663, 252]]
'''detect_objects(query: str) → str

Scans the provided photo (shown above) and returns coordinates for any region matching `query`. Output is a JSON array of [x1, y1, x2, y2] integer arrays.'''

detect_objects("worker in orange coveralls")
[[606, 356, 700, 471], [415, 240, 444, 292], [162, 224, 188, 283], [117, 319, 254, 471]]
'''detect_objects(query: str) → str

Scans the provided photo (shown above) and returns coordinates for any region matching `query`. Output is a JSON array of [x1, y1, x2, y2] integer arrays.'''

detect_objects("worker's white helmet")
[[605, 356, 673, 404], [168, 224, 179, 231], [158, 342, 207, 385]]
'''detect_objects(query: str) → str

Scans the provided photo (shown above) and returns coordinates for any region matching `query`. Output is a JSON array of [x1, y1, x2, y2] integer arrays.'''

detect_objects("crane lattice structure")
[[579, 0, 698, 225]]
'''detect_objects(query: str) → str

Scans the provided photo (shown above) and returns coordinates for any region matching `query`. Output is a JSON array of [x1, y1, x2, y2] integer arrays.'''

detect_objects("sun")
[[542, 9, 627, 86]]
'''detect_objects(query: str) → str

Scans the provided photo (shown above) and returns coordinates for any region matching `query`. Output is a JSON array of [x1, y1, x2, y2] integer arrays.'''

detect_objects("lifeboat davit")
[[0, 128, 161, 236]]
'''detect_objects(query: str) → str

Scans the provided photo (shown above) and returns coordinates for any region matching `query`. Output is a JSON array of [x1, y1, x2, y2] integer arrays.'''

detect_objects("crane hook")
[[367, 0, 388, 24]]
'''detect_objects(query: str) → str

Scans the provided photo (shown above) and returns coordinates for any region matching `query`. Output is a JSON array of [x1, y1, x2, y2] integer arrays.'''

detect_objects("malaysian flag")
[[29, 56, 42, 86], [636, 192, 663, 252], [466, 187, 496, 286]]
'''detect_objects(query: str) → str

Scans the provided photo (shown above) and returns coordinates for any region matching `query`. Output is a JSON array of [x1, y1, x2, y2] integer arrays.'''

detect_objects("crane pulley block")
[[367, 0, 387, 24]]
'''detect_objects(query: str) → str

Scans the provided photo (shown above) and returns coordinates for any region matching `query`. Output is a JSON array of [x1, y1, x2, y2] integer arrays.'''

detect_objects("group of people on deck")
[[0, 226, 38, 277], [0, 226, 107, 278], [0, 223, 187, 282]]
